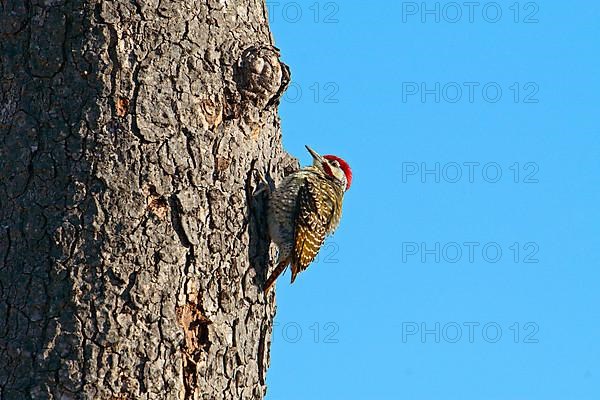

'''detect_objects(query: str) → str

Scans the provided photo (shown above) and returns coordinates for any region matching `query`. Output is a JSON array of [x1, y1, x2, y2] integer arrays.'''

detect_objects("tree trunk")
[[0, 1, 292, 398]]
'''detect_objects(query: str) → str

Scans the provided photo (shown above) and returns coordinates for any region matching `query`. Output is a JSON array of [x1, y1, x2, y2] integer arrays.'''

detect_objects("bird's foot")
[[252, 169, 271, 197]]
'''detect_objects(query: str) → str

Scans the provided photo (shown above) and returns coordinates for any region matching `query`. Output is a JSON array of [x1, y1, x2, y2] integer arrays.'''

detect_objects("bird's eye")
[[331, 160, 339, 167]]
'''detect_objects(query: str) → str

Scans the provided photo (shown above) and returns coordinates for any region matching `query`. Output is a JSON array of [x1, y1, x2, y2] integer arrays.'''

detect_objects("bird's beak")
[[305, 145, 324, 164]]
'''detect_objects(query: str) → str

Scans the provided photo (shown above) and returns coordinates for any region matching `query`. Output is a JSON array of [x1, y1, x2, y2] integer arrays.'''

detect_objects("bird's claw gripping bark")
[[252, 170, 271, 197]]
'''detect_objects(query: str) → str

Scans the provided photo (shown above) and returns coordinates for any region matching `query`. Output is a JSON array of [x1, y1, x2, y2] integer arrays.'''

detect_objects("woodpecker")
[[264, 145, 352, 293]]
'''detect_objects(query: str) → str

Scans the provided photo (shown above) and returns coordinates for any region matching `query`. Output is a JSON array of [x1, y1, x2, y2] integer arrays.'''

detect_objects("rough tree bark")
[[0, 0, 293, 398]]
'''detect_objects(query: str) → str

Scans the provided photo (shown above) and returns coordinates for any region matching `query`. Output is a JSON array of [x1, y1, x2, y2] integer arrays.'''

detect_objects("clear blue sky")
[[265, 1, 599, 399]]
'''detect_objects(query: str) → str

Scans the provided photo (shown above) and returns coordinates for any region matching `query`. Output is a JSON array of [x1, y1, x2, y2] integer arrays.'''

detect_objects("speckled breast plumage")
[[267, 166, 344, 284]]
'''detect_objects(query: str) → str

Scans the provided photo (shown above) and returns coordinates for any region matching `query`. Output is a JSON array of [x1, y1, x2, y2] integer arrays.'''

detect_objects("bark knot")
[[236, 45, 291, 109]]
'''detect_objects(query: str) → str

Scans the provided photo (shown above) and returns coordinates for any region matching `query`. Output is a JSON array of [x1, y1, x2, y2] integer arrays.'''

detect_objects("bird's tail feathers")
[[264, 260, 288, 293]]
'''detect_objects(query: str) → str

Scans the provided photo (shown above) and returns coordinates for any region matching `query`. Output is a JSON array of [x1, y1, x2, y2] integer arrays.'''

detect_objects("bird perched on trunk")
[[264, 145, 352, 293]]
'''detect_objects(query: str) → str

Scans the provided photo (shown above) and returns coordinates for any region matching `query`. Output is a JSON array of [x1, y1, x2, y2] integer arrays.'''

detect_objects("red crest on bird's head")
[[324, 155, 352, 191]]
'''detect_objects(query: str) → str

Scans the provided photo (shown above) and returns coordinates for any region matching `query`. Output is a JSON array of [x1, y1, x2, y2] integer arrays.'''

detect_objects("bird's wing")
[[290, 178, 335, 283]]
